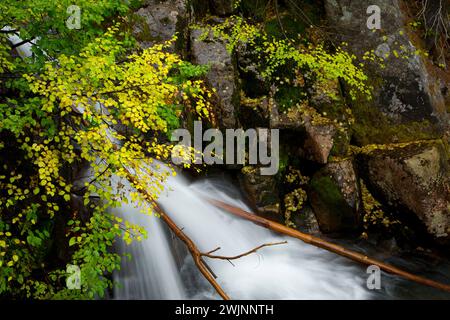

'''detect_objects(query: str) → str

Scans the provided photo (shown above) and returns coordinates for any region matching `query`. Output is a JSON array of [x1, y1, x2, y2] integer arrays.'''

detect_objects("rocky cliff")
[[133, 0, 450, 247]]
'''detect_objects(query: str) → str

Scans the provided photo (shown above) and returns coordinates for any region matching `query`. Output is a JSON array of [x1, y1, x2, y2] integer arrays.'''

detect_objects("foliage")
[[283, 167, 309, 228], [360, 182, 400, 238], [414, 0, 449, 66], [0, 11, 212, 298], [194, 16, 372, 101], [0, 0, 140, 60]]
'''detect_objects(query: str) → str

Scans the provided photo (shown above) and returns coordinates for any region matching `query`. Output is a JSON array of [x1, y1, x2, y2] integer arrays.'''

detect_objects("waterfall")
[[113, 200, 186, 299], [113, 167, 371, 300]]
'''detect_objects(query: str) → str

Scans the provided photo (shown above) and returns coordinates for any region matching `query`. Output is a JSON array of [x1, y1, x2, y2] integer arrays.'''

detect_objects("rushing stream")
[[113, 167, 450, 300], [8, 22, 449, 301]]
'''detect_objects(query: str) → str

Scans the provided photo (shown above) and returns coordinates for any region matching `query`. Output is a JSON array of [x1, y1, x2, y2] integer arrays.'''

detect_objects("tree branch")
[[201, 241, 287, 261]]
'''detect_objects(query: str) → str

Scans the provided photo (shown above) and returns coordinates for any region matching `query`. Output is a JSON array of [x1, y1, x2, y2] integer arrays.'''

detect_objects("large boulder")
[[270, 104, 342, 164], [324, 0, 448, 145], [190, 28, 240, 128], [133, 0, 188, 52], [361, 141, 450, 243], [308, 159, 362, 233]]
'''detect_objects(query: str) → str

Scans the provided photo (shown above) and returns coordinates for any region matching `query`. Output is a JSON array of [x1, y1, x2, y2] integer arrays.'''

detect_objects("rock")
[[292, 206, 321, 235], [324, 0, 448, 144], [308, 159, 362, 233], [239, 166, 281, 219], [303, 121, 337, 164], [133, 0, 188, 51], [209, 0, 234, 16], [190, 28, 240, 128], [361, 141, 450, 243], [269, 100, 304, 130], [270, 103, 339, 164]]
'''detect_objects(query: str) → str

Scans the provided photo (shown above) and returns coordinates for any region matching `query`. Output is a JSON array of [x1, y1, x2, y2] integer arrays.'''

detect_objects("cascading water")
[[9, 22, 448, 301], [113, 200, 186, 299], [113, 166, 373, 300]]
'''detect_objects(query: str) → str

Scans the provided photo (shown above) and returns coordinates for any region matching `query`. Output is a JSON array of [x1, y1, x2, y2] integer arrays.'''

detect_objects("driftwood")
[[207, 198, 450, 294]]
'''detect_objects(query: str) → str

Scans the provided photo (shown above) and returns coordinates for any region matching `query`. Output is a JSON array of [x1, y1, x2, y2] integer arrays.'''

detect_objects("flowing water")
[[113, 167, 450, 300], [9, 25, 448, 301], [9, 27, 448, 300]]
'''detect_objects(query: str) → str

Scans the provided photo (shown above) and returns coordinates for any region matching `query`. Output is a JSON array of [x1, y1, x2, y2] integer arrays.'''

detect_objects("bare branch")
[[202, 241, 287, 261]]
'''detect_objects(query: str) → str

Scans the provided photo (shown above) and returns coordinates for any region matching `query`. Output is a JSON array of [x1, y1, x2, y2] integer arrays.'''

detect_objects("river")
[[113, 167, 450, 300]]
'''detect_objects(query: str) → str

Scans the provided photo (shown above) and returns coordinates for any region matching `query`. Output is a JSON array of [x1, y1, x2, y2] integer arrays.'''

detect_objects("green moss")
[[310, 175, 344, 208], [309, 174, 356, 232], [264, 16, 307, 41], [260, 192, 280, 206], [278, 147, 290, 174], [351, 100, 441, 146], [330, 130, 350, 157], [131, 13, 163, 44]]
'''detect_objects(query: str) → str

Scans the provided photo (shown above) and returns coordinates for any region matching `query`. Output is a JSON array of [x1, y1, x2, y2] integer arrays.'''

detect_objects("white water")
[[114, 168, 372, 300], [113, 200, 186, 299]]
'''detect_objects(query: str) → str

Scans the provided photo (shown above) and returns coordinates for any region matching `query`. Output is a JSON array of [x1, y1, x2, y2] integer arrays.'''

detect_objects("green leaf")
[[69, 237, 76, 247]]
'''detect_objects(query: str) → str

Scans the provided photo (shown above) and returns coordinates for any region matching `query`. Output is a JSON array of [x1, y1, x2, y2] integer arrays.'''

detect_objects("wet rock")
[[239, 166, 281, 219], [303, 121, 337, 164], [292, 206, 321, 235], [190, 28, 240, 128], [361, 141, 450, 243], [270, 104, 339, 164], [324, 0, 448, 144], [133, 0, 188, 51], [308, 159, 362, 233], [269, 101, 304, 130]]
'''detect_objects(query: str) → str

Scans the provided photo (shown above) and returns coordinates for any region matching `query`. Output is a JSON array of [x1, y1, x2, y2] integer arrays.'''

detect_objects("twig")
[[202, 241, 287, 261], [122, 170, 290, 299]]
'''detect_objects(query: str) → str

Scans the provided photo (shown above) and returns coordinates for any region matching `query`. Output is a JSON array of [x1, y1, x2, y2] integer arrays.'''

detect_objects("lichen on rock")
[[360, 140, 450, 243]]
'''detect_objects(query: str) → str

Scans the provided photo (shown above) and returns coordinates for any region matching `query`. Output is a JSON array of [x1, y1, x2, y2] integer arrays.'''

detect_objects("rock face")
[[190, 29, 240, 128], [308, 159, 362, 233], [270, 104, 339, 164], [303, 122, 337, 164], [239, 166, 280, 219], [292, 206, 321, 235], [133, 0, 188, 51], [361, 141, 450, 243], [324, 0, 448, 144]]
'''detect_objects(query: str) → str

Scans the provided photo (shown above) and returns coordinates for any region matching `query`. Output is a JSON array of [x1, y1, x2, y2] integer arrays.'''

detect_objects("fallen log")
[[125, 170, 287, 300], [207, 197, 450, 293]]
